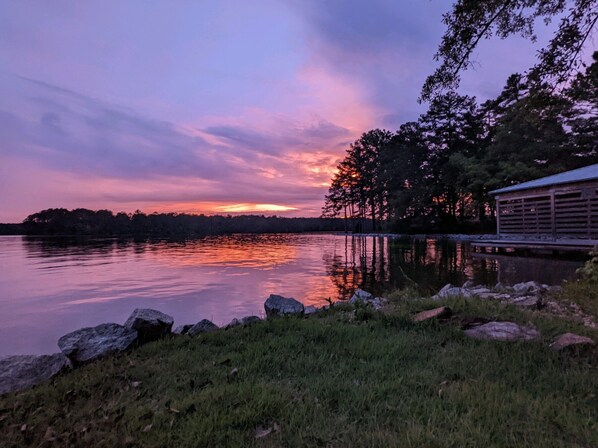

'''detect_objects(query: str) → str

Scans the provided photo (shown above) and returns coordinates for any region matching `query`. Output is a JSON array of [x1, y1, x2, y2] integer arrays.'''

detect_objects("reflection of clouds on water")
[[0, 234, 585, 356]]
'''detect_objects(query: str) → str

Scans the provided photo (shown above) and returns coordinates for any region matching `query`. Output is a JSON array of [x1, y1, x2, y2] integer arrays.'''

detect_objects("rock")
[[349, 288, 374, 303], [475, 292, 508, 300], [512, 281, 544, 296], [464, 321, 541, 342], [188, 319, 219, 336], [511, 295, 541, 309], [469, 287, 491, 295], [413, 306, 452, 322], [462, 280, 476, 289], [432, 286, 472, 300], [225, 318, 242, 329], [225, 316, 261, 329], [304, 305, 318, 315], [0, 353, 71, 394], [550, 333, 595, 351], [124, 309, 174, 342], [58, 323, 137, 364], [348, 289, 387, 310], [264, 294, 304, 317], [439, 284, 454, 294], [494, 282, 507, 291], [173, 324, 193, 335]]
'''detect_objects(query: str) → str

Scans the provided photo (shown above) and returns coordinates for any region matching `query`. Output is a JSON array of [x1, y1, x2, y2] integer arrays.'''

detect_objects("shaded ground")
[[1, 296, 597, 447]]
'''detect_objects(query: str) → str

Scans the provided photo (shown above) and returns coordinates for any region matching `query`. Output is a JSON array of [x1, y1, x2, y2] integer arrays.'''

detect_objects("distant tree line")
[[323, 52, 598, 233], [17, 208, 355, 236]]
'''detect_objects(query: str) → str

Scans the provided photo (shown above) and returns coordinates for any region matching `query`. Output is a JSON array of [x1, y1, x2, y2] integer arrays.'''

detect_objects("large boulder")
[[58, 323, 138, 364], [0, 353, 71, 394], [188, 319, 219, 336], [264, 295, 304, 317], [348, 289, 387, 310], [124, 309, 174, 342], [550, 333, 595, 351], [464, 321, 541, 342]]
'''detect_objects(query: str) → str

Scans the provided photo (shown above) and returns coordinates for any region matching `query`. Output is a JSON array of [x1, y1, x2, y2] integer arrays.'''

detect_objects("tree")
[[566, 51, 598, 163], [323, 130, 393, 230], [422, 0, 598, 101]]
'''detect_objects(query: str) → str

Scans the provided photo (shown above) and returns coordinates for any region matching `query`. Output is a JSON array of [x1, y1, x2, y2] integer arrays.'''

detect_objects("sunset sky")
[[0, 0, 576, 222]]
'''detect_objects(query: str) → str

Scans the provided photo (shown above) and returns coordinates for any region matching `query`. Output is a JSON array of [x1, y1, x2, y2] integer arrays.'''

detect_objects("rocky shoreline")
[[1, 284, 595, 395]]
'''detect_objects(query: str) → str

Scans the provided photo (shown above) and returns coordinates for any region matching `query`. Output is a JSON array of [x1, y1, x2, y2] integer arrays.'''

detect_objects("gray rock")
[[469, 287, 492, 295], [188, 319, 219, 336], [173, 324, 193, 335], [512, 281, 544, 296], [225, 318, 242, 329], [413, 306, 452, 322], [348, 289, 387, 310], [464, 321, 541, 342], [304, 305, 318, 315], [225, 315, 261, 329], [124, 308, 174, 342], [550, 333, 595, 351], [462, 280, 476, 289], [264, 294, 304, 317], [0, 353, 71, 394], [241, 315, 262, 325], [494, 282, 507, 291], [349, 288, 374, 303], [511, 295, 541, 309], [439, 284, 454, 294], [58, 323, 138, 364], [432, 286, 473, 300]]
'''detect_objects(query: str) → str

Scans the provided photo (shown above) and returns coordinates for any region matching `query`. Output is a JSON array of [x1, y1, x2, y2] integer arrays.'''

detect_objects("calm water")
[[0, 234, 584, 356]]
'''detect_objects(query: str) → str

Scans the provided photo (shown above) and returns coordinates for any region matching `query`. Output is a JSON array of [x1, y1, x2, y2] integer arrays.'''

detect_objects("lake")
[[0, 234, 585, 356]]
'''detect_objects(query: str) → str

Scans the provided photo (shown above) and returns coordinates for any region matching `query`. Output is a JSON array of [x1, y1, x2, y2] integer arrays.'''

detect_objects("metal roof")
[[490, 163, 598, 195]]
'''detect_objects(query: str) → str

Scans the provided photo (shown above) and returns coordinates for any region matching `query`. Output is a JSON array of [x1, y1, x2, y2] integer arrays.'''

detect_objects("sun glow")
[[214, 203, 298, 213]]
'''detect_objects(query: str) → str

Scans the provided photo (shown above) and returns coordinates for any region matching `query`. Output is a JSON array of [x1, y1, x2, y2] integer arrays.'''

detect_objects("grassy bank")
[[1, 296, 597, 447]]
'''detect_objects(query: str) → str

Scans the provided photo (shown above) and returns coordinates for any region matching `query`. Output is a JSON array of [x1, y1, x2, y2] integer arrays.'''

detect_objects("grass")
[[558, 279, 598, 318], [1, 297, 597, 447]]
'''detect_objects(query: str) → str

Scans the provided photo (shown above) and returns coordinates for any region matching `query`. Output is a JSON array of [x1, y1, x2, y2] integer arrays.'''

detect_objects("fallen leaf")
[[230, 368, 239, 376], [142, 424, 152, 433], [20, 423, 27, 432], [169, 408, 180, 414], [131, 381, 142, 388]]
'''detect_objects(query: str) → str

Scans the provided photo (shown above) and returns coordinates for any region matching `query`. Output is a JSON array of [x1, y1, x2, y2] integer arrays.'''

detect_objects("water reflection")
[[0, 234, 584, 355]]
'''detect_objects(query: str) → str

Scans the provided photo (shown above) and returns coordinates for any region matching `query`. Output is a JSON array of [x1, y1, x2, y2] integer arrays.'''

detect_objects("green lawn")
[[1, 297, 597, 447]]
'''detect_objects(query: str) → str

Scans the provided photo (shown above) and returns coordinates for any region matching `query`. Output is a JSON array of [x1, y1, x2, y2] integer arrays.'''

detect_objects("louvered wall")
[[496, 182, 598, 239]]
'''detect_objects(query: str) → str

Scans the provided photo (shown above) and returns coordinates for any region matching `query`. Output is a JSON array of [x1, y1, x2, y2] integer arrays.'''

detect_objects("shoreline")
[[1, 281, 596, 447]]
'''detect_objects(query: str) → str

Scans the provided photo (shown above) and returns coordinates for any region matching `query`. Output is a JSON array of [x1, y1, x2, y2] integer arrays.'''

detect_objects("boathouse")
[[490, 163, 598, 241]]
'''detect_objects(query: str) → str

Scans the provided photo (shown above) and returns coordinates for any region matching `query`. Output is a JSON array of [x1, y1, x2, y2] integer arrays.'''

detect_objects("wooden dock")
[[471, 238, 598, 254]]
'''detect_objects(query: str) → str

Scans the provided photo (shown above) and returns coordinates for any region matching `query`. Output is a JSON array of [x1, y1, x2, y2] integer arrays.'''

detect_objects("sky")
[[0, 0, 589, 222]]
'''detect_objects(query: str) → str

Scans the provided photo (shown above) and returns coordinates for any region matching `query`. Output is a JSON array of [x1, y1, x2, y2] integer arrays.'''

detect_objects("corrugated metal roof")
[[490, 163, 598, 195]]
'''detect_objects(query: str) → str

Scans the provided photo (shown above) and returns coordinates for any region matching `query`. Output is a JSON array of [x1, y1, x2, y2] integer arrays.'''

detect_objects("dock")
[[471, 238, 598, 254]]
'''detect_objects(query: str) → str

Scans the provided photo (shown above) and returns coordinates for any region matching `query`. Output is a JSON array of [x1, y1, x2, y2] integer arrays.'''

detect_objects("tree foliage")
[[20, 208, 352, 236], [422, 0, 598, 101], [325, 55, 598, 232]]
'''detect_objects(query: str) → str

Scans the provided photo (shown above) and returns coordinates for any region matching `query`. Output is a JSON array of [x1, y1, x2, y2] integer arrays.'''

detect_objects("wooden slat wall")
[[497, 181, 598, 239], [554, 190, 598, 238], [498, 195, 552, 236]]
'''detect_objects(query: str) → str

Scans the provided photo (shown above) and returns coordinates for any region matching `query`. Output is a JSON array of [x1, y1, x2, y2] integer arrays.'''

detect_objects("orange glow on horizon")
[[143, 201, 302, 216], [214, 203, 298, 213]]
